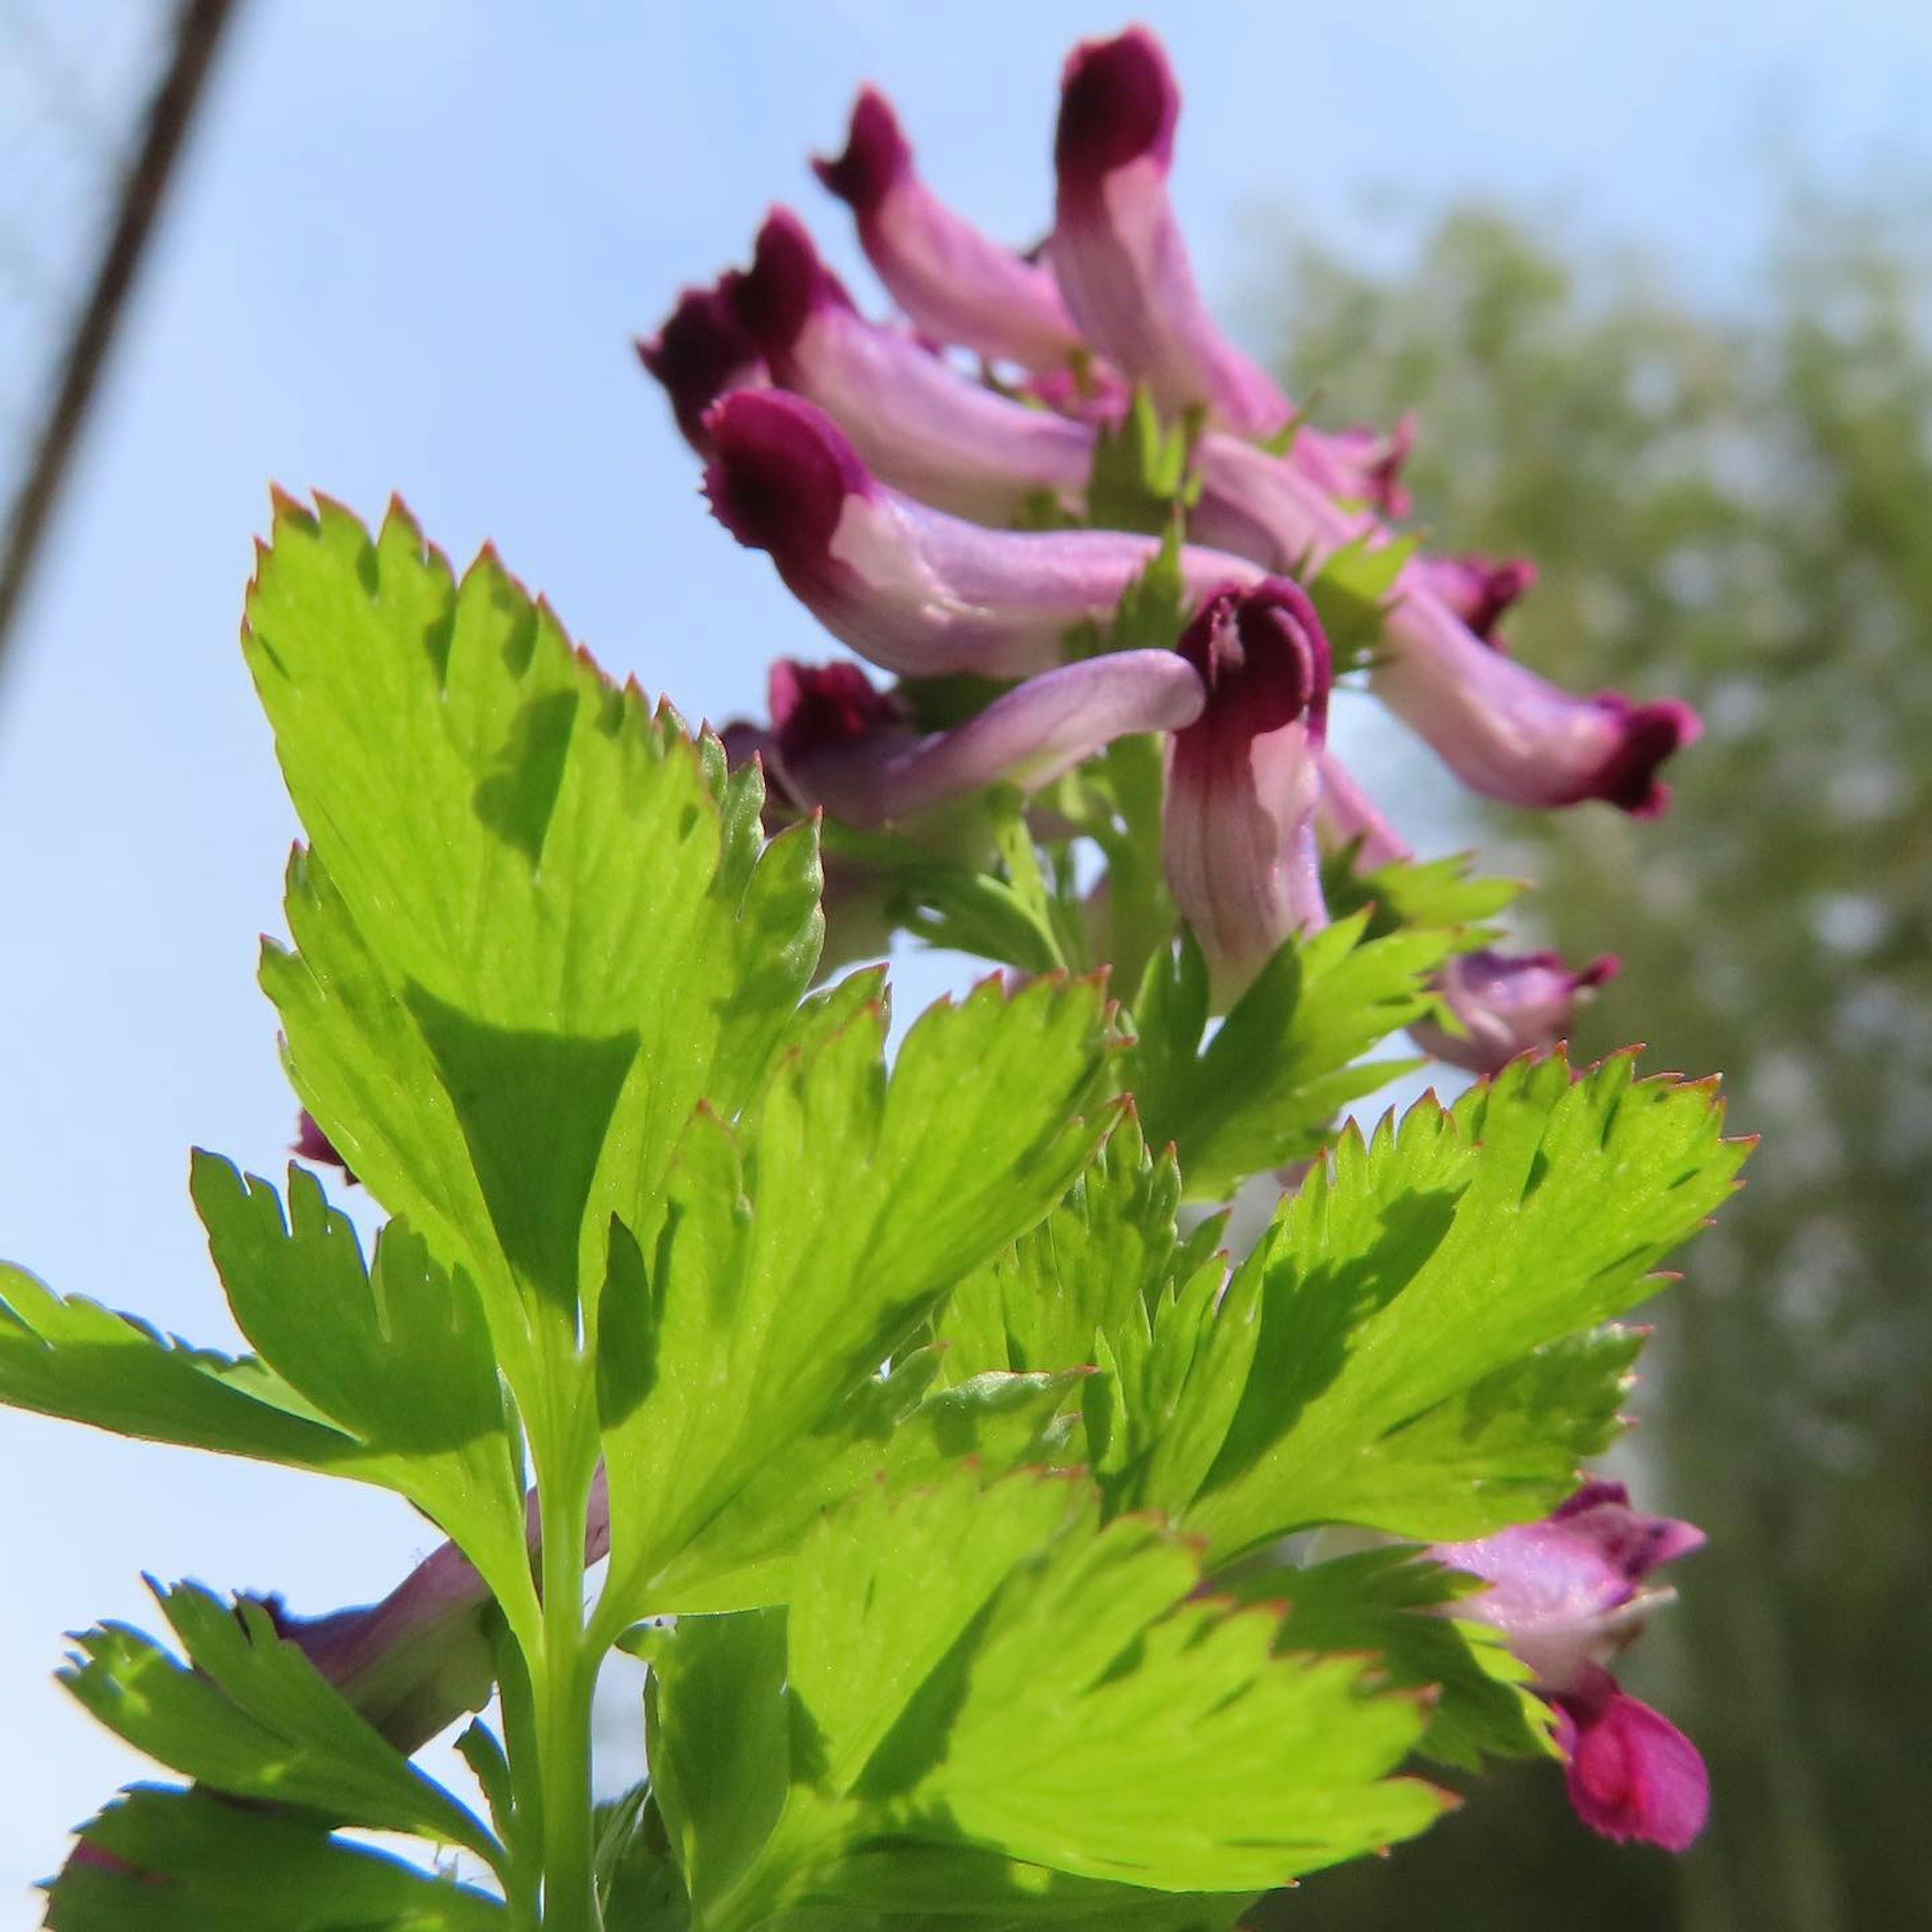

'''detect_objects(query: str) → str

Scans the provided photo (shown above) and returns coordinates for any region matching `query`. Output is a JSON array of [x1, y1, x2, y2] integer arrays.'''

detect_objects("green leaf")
[[934, 1111, 1220, 1384], [1320, 848, 1524, 943], [0, 1260, 361, 1470], [246, 498, 822, 1347], [773, 1841, 1253, 1930], [1223, 1546, 1554, 1772], [642, 1352, 1085, 1613], [60, 1583, 498, 1866], [597, 975, 1111, 1621], [45, 1787, 505, 1931], [189, 1156, 528, 1612], [645, 1608, 792, 1912], [594, 1785, 693, 1930], [652, 1468, 1442, 1928], [818, 819, 1065, 977], [1125, 912, 1455, 1199], [1305, 530, 1419, 671], [1146, 1053, 1743, 1556], [1085, 389, 1203, 536]]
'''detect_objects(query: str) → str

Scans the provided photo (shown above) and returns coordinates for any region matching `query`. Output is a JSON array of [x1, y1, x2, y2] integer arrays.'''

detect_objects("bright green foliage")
[[640, 1468, 1445, 1930], [596, 975, 1112, 1622], [60, 1583, 499, 1866], [1171, 1055, 1743, 1555], [1, 486, 1746, 1929], [1084, 388, 1203, 535], [1303, 530, 1418, 671], [0, 1260, 364, 1469], [190, 1155, 530, 1617], [246, 498, 822, 1353], [44, 1788, 505, 1932], [1321, 848, 1523, 940], [1222, 1547, 1552, 1770], [640, 1355, 1083, 1613], [1124, 911, 1453, 1198]]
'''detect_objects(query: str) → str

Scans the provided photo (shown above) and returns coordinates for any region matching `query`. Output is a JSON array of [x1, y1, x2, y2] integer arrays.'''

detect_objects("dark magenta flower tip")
[[734, 208, 851, 369], [638, 276, 764, 452], [1599, 697, 1702, 816], [1166, 579, 1334, 1007], [1555, 1681, 1711, 1852], [768, 657, 906, 772], [813, 86, 913, 214], [702, 390, 871, 569], [1412, 552, 1539, 644], [1176, 578, 1333, 743], [292, 1109, 356, 1186], [1056, 26, 1179, 198]]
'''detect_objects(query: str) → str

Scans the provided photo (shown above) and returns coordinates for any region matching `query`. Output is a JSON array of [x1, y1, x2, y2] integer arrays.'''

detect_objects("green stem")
[[532, 1447, 600, 1931]]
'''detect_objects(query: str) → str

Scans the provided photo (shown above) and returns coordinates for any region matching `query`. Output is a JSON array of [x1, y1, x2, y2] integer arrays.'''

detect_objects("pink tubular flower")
[[814, 86, 1090, 376], [729, 208, 1094, 524], [1163, 579, 1332, 1007], [1051, 27, 1284, 441], [263, 1474, 611, 1755], [1406, 551, 1538, 646], [1193, 434, 1699, 815], [637, 277, 767, 454], [1435, 1481, 1710, 1851], [755, 651, 1204, 828], [1050, 27, 1406, 505], [702, 389, 1260, 677], [1408, 947, 1620, 1076], [1375, 588, 1702, 815]]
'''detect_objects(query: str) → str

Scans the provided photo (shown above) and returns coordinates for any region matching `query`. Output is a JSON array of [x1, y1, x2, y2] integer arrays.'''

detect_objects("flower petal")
[[734, 208, 1095, 523], [261, 1474, 611, 1754], [637, 276, 767, 453], [1408, 947, 1619, 1076], [1052, 28, 1290, 439], [755, 652, 1202, 826], [1555, 1677, 1711, 1852], [1407, 551, 1538, 645], [1377, 588, 1702, 814], [703, 390, 1259, 677], [1435, 1480, 1703, 1698], [815, 86, 1088, 373], [1163, 579, 1332, 1007]]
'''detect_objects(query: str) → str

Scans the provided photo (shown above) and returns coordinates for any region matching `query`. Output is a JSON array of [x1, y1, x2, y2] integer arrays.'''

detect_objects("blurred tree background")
[[1260, 198, 1931, 1930]]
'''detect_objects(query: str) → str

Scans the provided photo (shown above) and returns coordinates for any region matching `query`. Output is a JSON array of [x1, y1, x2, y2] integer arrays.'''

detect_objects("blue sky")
[[2, 0, 1928, 1905]]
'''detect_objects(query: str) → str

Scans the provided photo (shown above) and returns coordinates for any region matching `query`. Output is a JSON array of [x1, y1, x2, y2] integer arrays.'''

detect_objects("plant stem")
[[531, 1432, 600, 1930]]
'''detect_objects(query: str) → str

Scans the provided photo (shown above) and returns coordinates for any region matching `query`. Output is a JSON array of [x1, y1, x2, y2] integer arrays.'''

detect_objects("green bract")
[[2, 498, 1742, 1930]]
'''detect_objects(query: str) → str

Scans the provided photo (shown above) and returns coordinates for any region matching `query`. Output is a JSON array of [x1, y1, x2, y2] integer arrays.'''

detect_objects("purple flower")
[[814, 86, 1090, 377], [702, 389, 1260, 678], [1375, 587, 1701, 815], [255, 1541, 500, 1757], [1049, 27, 1406, 505], [1408, 948, 1620, 1076], [1311, 416, 1418, 517], [728, 208, 1094, 524], [292, 1109, 356, 1186], [1193, 435, 1699, 815], [1407, 552, 1538, 646], [637, 277, 767, 454], [1051, 27, 1284, 442], [753, 651, 1204, 828], [1163, 579, 1332, 1007], [261, 1474, 612, 1755], [1434, 1480, 1710, 1851]]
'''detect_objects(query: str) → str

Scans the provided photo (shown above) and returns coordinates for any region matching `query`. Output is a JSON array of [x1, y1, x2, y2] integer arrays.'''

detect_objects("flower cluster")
[[642, 24, 1694, 1065], [1436, 1482, 1710, 1850]]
